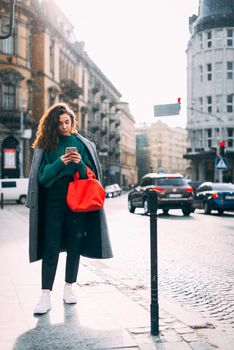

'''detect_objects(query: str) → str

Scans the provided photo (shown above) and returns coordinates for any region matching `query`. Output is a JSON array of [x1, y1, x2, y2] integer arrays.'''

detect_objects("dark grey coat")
[[26, 133, 113, 263]]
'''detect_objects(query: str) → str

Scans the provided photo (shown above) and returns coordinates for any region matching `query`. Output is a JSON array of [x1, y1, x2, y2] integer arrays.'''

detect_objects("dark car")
[[128, 173, 194, 216], [192, 182, 234, 215]]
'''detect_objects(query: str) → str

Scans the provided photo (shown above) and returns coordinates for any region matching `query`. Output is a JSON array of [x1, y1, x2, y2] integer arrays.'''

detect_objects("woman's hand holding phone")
[[61, 147, 81, 165]]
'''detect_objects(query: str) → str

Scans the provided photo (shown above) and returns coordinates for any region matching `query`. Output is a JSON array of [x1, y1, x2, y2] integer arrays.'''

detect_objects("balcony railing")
[[92, 103, 100, 112], [60, 79, 83, 100], [90, 121, 99, 133], [109, 130, 116, 139], [101, 126, 108, 135]]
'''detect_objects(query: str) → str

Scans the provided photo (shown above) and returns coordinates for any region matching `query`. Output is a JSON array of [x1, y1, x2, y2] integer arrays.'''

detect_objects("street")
[[3, 193, 234, 337]]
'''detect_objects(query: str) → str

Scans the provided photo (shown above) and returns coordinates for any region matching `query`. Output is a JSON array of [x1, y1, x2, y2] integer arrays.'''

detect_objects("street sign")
[[215, 157, 228, 170], [154, 103, 180, 117]]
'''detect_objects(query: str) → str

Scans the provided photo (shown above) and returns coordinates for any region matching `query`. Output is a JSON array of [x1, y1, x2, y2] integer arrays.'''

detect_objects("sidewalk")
[[0, 207, 234, 350]]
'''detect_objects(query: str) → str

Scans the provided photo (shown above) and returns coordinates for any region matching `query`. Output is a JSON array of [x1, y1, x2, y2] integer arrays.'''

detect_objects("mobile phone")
[[65, 147, 77, 153]]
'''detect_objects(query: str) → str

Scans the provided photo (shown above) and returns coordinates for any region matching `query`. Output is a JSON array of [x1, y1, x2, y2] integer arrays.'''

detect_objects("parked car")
[[192, 182, 234, 215], [105, 185, 116, 198], [0, 178, 28, 204], [112, 183, 121, 196], [128, 173, 194, 216]]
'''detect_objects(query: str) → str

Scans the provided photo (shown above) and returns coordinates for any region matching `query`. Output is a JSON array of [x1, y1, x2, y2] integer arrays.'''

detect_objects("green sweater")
[[38, 134, 94, 188]]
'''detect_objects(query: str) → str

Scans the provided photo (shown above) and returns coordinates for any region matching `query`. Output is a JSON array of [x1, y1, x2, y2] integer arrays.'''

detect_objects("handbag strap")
[[74, 166, 97, 181]]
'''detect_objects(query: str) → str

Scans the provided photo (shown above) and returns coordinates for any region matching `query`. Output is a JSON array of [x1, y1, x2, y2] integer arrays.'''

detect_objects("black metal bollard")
[[0, 193, 3, 210], [148, 190, 159, 336]]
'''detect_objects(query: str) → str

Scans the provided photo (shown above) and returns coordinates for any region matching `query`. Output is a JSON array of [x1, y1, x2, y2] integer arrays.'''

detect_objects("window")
[[207, 96, 212, 113], [215, 29, 222, 47], [215, 62, 222, 80], [1, 84, 16, 110], [199, 33, 203, 49], [207, 31, 212, 48], [82, 69, 86, 95], [227, 128, 234, 147], [199, 65, 203, 82], [198, 97, 203, 112], [1, 35, 14, 54], [227, 62, 233, 79], [206, 129, 212, 148], [207, 63, 212, 80], [50, 40, 55, 77], [227, 94, 233, 113], [227, 29, 233, 47], [216, 95, 222, 113]]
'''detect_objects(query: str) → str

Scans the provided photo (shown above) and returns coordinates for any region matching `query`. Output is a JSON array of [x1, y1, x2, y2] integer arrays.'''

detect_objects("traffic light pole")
[[148, 190, 159, 336]]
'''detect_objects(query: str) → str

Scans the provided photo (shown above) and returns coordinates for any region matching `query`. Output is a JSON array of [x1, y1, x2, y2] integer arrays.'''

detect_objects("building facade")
[[185, 0, 234, 182], [116, 102, 137, 188], [0, 0, 136, 186], [136, 121, 188, 180]]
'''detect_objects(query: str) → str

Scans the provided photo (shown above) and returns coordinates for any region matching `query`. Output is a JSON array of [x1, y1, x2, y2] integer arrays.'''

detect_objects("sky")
[[54, 0, 199, 128]]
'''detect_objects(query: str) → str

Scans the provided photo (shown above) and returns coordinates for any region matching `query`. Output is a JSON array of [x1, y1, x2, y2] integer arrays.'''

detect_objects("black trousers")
[[42, 177, 85, 290]]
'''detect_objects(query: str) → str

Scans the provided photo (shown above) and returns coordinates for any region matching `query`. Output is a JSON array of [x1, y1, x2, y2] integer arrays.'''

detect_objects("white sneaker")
[[63, 284, 77, 304], [34, 293, 51, 314]]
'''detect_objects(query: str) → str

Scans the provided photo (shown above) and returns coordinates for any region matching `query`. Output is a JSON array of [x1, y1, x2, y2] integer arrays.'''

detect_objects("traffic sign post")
[[148, 190, 159, 336], [215, 157, 228, 183], [215, 157, 228, 170]]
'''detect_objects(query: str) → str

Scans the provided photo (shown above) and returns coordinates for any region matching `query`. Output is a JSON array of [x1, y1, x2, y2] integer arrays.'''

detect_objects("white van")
[[0, 178, 29, 204]]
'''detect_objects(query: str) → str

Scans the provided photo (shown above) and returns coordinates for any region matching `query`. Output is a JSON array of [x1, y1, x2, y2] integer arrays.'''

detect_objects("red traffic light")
[[177, 97, 181, 104], [219, 140, 225, 147]]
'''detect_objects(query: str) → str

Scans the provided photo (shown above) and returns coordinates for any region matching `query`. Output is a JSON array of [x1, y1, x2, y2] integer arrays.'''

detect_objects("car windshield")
[[211, 183, 234, 191], [155, 177, 187, 186]]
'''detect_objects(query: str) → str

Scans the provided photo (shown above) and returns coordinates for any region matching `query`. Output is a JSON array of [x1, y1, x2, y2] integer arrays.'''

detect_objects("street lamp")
[[0, 0, 16, 39]]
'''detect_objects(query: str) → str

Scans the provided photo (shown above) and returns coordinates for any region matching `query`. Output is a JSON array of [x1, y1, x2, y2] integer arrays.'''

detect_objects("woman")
[[26, 103, 112, 315]]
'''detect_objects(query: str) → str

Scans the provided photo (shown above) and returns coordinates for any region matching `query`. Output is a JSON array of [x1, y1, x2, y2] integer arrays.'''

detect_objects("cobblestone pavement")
[[101, 194, 234, 336], [5, 197, 234, 339]]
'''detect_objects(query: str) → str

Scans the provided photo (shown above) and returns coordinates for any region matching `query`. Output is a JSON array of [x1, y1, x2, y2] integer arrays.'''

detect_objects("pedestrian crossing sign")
[[215, 157, 228, 170]]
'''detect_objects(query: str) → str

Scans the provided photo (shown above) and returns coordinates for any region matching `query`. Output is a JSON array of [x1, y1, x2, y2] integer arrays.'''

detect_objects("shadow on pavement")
[[12, 304, 127, 350]]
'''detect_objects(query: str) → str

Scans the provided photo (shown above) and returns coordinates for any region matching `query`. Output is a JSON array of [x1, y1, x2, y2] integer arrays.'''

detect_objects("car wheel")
[[18, 195, 26, 205], [218, 209, 224, 215], [128, 199, 135, 213], [143, 199, 149, 215], [163, 209, 169, 215], [182, 207, 192, 216], [204, 202, 211, 214]]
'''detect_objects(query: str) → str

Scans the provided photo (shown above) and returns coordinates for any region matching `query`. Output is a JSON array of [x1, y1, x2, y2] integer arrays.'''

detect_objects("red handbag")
[[67, 167, 106, 212]]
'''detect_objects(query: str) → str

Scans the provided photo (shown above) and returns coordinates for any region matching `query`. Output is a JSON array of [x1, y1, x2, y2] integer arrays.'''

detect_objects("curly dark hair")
[[32, 103, 78, 150]]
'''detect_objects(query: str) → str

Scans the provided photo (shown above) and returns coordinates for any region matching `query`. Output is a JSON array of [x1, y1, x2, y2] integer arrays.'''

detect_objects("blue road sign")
[[215, 157, 228, 170]]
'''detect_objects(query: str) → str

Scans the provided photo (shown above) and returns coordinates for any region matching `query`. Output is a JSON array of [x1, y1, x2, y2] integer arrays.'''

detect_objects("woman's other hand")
[[70, 151, 82, 164]]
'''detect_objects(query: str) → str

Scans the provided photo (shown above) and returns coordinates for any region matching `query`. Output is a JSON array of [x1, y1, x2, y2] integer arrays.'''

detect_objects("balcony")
[[60, 79, 83, 100], [115, 132, 120, 142], [92, 82, 101, 94], [109, 131, 116, 139], [101, 126, 108, 135], [0, 108, 33, 128], [90, 121, 99, 133], [100, 144, 109, 152], [109, 114, 116, 123], [0, 109, 20, 126], [108, 146, 115, 154], [100, 112, 106, 119], [92, 103, 100, 112]]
